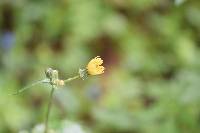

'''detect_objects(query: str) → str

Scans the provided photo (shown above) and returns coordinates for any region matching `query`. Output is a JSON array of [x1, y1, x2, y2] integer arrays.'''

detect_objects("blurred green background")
[[0, 0, 200, 133]]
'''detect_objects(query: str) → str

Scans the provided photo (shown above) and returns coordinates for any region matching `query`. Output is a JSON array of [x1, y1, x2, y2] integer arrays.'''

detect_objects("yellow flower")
[[87, 56, 105, 75]]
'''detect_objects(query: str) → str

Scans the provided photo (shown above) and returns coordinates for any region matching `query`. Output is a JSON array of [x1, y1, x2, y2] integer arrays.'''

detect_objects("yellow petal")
[[87, 56, 105, 75]]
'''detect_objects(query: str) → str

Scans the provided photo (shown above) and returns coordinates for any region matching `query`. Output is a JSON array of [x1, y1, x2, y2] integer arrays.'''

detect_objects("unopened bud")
[[58, 80, 65, 86]]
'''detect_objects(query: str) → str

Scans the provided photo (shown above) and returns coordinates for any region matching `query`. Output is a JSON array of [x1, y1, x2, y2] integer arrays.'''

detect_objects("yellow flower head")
[[87, 56, 105, 75]]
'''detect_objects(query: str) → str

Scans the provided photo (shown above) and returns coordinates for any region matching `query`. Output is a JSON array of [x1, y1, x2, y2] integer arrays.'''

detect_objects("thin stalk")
[[64, 75, 79, 83], [44, 85, 55, 133], [11, 79, 50, 95], [44, 75, 79, 133]]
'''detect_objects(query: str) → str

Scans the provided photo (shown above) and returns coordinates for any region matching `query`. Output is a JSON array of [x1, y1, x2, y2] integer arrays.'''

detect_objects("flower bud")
[[58, 80, 65, 86]]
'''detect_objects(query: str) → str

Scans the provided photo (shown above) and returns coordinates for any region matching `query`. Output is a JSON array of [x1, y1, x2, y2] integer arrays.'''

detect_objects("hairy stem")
[[44, 85, 55, 133], [64, 75, 80, 83], [11, 79, 49, 95]]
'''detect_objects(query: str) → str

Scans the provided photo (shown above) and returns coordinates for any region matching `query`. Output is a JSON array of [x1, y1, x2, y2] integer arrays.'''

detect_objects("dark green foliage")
[[0, 0, 200, 132]]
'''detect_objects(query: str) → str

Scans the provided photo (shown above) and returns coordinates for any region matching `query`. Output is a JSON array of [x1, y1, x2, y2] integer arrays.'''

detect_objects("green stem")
[[11, 79, 49, 95], [44, 75, 79, 133], [44, 85, 55, 133], [64, 75, 80, 83]]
